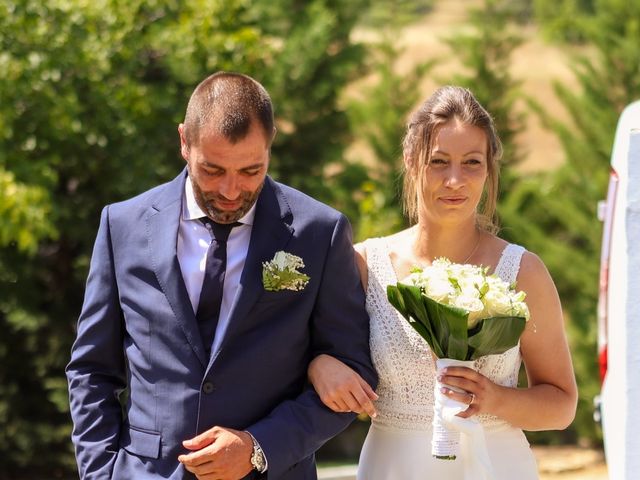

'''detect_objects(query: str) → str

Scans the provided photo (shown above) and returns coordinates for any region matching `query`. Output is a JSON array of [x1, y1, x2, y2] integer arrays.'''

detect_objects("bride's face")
[[418, 120, 488, 226]]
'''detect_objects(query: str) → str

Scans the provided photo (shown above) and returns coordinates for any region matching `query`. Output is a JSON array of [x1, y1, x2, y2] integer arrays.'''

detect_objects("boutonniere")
[[262, 251, 310, 292]]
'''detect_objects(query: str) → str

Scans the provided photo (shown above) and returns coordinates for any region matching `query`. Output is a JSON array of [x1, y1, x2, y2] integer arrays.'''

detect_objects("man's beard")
[[191, 177, 263, 224]]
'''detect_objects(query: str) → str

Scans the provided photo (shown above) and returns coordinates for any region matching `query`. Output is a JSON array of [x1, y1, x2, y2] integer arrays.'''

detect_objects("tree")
[[533, 0, 596, 43], [502, 0, 640, 443], [0, 0, 373, 475], [346, 38, 434, 240]]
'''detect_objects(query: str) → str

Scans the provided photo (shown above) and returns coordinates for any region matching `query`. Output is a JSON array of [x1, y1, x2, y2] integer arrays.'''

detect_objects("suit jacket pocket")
[[121, 425, 162, 459]]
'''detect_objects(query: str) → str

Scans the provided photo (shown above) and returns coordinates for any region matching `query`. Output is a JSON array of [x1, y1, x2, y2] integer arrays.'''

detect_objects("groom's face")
[[179, 123, 271, 224]]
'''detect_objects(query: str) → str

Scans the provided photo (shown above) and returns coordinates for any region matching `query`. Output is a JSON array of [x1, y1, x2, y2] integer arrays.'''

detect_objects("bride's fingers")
[[330, 399, 352, 413], [440, 387, 475, 407], [439, 371, 483, 393], [350, 388, 378, 418]]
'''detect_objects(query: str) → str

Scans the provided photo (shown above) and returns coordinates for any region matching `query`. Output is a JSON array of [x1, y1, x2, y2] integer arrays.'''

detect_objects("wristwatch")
[[248, 432, 267, 473]]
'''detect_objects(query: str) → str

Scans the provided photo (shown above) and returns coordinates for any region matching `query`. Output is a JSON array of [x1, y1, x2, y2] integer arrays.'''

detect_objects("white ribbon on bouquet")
[[432, 358, 497, 480]]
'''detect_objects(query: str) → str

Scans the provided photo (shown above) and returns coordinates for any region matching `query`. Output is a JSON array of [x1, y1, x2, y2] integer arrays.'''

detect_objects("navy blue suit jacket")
[[66, 171, 376, 479]]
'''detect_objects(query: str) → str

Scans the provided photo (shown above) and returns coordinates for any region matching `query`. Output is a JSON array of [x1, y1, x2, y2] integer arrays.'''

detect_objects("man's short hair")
[[183, 71, 274, 146]]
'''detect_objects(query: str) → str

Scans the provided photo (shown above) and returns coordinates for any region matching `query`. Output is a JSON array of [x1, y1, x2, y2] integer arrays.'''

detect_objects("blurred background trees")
[[1, 0, 638, 476]]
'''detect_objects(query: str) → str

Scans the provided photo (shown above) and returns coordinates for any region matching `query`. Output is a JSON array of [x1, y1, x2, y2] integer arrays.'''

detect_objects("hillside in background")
[[350, 0, 582, 173]]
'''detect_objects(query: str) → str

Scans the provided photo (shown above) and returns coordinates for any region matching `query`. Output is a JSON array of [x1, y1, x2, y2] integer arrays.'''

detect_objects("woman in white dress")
[[308, 86, 577, 479]]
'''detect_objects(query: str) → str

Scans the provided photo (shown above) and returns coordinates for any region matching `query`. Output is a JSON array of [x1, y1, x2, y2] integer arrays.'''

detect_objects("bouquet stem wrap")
[[433, 358, 496, 479], [432, 358, 475, 459]]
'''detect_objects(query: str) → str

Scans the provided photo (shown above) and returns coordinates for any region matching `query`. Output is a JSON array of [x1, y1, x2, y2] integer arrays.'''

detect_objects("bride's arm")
[[308, 243, 378, 417], [440, 251, 578, 430], [308, 354, 378, 416]]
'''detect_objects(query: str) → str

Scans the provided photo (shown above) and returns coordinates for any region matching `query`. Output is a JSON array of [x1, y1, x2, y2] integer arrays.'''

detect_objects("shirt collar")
[[183, 176, 256, 226]]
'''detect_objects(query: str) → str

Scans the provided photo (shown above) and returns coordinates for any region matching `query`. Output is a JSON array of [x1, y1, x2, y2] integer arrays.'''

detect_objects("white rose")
[[425, 275, 454, 303], [453, 295, 484, 327], [483, 290, 517, 317]]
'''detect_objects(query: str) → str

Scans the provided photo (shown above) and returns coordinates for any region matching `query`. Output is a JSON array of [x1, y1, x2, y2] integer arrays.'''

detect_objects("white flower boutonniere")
[[262, 251, 310, 291]]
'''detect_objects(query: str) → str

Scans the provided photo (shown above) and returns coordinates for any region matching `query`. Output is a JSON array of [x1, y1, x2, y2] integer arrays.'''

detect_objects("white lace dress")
[[357, 239, 539, 480]]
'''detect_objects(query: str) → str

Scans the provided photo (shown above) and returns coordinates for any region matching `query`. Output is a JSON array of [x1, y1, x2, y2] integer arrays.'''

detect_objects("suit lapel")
[[213, 177, 294, 360], [148, 170, 208, 367]]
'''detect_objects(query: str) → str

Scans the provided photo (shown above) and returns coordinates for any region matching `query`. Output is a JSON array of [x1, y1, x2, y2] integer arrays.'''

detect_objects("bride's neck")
[[411, 222, 482, 265]]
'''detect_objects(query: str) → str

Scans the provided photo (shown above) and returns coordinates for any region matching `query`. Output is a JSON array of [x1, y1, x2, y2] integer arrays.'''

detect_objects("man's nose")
[[219, 175, 240, 199]]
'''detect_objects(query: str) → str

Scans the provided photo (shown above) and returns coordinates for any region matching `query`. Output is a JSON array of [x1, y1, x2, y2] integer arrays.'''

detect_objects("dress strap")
[[361, 237, 387, 268], [494, 243, 526, 285]]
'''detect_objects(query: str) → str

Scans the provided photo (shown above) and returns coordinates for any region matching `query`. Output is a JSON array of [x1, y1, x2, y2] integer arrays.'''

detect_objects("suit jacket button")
[[202, 382, 215, 394]]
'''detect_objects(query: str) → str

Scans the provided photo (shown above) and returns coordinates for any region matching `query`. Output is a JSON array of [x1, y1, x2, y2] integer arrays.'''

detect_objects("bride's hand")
[[308, 354, 378, 417], [438, 366, 502, 418]]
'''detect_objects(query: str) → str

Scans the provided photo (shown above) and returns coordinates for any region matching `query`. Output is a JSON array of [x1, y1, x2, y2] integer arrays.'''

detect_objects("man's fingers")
[[182, 427, 218, 451], [179, 448, 209, 467]]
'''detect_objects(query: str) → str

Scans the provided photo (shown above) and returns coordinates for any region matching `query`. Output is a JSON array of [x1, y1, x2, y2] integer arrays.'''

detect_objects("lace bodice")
[[364, 238, 526, 431]]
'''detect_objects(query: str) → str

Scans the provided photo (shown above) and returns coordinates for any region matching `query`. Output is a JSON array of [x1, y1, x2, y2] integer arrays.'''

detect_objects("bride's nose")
[[444, 164, 465, 188]]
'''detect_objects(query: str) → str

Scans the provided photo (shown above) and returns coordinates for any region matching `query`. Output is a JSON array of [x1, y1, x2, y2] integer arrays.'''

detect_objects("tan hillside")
[[350, 0, 582, 173]]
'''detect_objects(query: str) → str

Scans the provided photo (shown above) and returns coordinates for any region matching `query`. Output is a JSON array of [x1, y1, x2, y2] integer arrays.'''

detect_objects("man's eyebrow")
[[201, 161, 224, 169], [239, 163, 265, 171]]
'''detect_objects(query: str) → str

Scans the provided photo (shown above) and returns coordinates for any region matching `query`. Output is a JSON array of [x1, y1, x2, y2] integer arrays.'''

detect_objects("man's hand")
[[178, 426, 253, 480]]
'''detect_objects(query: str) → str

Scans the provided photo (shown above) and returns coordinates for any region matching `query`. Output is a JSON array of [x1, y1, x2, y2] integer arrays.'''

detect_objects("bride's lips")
[[439, 196, 467, 205]]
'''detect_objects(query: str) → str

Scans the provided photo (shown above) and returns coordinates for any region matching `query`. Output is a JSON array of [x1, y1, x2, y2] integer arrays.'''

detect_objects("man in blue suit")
[[66, 71, 376, 479]]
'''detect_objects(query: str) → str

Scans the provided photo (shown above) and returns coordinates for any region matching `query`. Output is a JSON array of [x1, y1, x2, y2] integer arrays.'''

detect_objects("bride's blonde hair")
[[401, 86, 502, 233]]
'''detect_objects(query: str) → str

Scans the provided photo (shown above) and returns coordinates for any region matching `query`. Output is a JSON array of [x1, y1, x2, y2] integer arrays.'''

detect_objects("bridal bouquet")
[[387, 258, 529, 460]]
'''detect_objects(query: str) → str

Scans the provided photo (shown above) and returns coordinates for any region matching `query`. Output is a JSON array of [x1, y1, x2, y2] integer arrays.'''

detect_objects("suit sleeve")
[[66, 206, 126, 479], [247, 214, 377, 478]]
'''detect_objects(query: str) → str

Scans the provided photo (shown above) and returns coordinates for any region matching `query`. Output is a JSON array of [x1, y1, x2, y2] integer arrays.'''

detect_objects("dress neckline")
[[379, 237, 512, 283]]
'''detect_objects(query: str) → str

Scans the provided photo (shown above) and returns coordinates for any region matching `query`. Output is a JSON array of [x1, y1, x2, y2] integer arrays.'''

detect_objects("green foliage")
[[533, 0, 596, 42], [504, 0, 640, 444], [346, 36, 433, 240], [360, 0, 434, 28], [255, 0, 372, 207], [0, 169, 55, 254], [0, 0, 372, 475]]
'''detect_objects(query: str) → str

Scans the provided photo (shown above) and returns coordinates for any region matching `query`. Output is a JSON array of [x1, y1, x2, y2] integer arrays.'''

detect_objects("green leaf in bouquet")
[[422, 295, 469, 360], [467, 316, 527, 360], [387, 284, 472, 360], [387, 284, 444, 358]]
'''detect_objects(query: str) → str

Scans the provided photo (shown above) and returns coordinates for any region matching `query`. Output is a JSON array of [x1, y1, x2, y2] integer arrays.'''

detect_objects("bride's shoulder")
[[498, 242, 556, 297]]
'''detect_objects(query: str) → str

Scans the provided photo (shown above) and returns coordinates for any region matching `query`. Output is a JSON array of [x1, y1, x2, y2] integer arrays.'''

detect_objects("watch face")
[[252, 447, 266, 471]]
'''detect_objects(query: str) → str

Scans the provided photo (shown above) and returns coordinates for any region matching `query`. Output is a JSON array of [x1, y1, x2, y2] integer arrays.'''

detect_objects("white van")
[[596, 100, 640, 479]]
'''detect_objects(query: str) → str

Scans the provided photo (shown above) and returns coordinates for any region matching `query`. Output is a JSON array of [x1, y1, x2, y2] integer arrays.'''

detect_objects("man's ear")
[[178, 123, 189, 161]]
